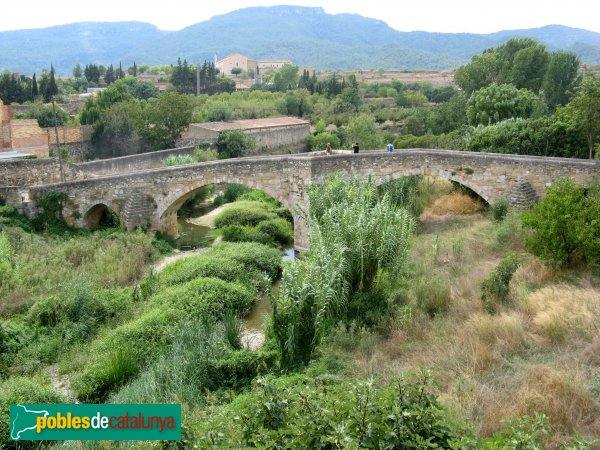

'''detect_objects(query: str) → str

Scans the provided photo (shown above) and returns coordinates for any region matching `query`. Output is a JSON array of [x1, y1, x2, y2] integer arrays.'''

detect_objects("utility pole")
[[52, 95, 65, 182]]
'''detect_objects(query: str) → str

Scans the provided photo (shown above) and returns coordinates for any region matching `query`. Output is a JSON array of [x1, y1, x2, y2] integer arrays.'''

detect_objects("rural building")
[[0, 100, 92, 159], [184, 117, 310, 154], [216, 53, 291, 76]]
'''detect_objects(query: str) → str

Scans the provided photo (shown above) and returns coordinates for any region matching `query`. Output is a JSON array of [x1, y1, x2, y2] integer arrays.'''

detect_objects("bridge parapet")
[[1, 149, 598, 250]]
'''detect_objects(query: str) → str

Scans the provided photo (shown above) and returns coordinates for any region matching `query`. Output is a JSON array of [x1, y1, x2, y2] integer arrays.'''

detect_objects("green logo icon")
[[10, 404, 181, 441]]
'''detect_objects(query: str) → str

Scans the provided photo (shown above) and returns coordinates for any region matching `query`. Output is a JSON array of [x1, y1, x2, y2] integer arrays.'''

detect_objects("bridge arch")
[[326, 166, 492, 205], [155, 177, 301, 246], [83, 203, 120, 229]]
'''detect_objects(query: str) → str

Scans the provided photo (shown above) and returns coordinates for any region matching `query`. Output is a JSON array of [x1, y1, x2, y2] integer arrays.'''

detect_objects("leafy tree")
[[273, 64, 299, 91], [521, 178, 600, 268], [80, 82, 133, 125], [466, 83, 546, 126], [91, 101, 145, 157], [542, 51, 580, 110], [230, 67, 242, 75], [466, 116, 587, 158], [454, 51, 500, 96], [112, 77, 158, 100], [455, 38, 553, 95], [72, 64, 83, 79], [104, 64, 116, 85], [216, 129, 256, 159], [429, 94, 467, 134], [346, 114, 384, 150], [307, 131, 340, 151], [0, 71, 32, 104], [138, 92, 194, 150], [171, 58, 196, 94], [563, 76, 600, 159], [84, 64, 100, 83], [27, 103, 69, 128]]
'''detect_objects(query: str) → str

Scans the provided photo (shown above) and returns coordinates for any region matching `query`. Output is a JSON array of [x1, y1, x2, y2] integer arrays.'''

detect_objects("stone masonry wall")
[[0, 158, 87, 187], [4, 149, 598, 251], [77, 146, 197, 176], [185, 123, 310, 154]]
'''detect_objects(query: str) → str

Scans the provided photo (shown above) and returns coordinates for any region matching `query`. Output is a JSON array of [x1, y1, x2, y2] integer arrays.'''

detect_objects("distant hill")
[[1, 6, 600, 75]]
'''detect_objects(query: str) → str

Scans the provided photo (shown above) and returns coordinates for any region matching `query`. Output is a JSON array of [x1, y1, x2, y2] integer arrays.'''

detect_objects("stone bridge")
[[1, 149, 598, 250]]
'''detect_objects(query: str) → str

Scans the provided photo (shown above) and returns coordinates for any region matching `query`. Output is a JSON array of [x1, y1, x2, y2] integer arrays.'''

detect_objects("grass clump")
[[481, 253, 521, 313], [213, 201, 276, 228], [158, 242, 281, 287], [0, 376, 65, 448]]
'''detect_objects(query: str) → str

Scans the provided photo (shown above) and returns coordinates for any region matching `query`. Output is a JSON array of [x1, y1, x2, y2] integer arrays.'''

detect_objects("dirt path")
[[48, 364, 77, 403], [187, 203, 230, 227], [153, 247, 210, 274]]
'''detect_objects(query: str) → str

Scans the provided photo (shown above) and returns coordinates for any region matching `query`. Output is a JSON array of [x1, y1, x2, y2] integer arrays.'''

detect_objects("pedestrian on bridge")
[[352, 142, 359, 154], [387, 142, 394, 153], [325, 143, 333, 155]]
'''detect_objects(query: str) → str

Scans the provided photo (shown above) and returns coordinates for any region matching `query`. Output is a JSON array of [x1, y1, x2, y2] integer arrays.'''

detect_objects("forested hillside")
[[2, 6, 600, 74]]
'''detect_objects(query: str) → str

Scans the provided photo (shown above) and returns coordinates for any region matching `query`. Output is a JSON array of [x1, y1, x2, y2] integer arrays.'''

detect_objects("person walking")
[[387, 142, 394, 153], [352, 142, 359, 154], [325, 142, 333, 155]]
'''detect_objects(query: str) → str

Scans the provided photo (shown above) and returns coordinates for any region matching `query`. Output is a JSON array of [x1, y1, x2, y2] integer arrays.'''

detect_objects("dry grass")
[[524, 285, 600, 345], [333, 211, 600, 444], [420, 193, 484, 220]]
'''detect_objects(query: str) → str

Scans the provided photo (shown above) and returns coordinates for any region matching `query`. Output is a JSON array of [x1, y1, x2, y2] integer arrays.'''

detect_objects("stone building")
[[216, 53, 291, 76], [183, 117, 310, 154]]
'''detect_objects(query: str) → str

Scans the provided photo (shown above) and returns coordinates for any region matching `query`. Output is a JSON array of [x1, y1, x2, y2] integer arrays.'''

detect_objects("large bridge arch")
[[155, 175, 305, 247]]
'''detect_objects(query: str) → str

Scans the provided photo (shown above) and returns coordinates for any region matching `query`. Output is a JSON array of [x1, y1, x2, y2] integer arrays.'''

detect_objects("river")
[[175, 202, 297, 349]]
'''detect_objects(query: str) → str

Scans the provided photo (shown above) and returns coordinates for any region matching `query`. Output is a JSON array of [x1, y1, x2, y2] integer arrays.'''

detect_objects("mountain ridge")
[[1, 6, 599, 75]]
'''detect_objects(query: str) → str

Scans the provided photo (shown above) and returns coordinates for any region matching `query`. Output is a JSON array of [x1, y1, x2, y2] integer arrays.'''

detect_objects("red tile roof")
[[190, 117, 309, 132]]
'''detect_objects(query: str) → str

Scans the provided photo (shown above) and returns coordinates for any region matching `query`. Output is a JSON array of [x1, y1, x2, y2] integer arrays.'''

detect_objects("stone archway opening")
[[377, 175, 487, 222], [160, 183, 296, 251], [84, 204, 121, 229]]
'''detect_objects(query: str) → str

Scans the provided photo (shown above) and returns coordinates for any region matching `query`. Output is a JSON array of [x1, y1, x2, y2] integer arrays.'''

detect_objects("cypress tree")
[[31, 73, 38, 98], [44, 65, 58, 102]]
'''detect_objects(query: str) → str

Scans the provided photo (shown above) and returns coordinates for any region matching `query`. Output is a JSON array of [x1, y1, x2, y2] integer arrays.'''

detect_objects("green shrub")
[[158, 242, 280, 286], [205, 242, 282, 279], [415, 276, 451, 317], [205, 102, 234, 122], [0, 376, 65, 449], [156, 277, 256, 318], [72, 273, 263, 402], [0, 231, 13, 287], [481, 253, 521, 313], [238, 189, 281, 207], [256, 218, 294, 246], [220, 224, 273, 246], [307, 131, 341, 151], [214, 202, 276, 228], [489, 197, 511, 222], [193, 371, 468, 448], [112, 321, 276, 405], [162, 154, 196, 167], [71, 307, 175, 402], [217, 129, 255, 159], [521, 178, 600, 268]]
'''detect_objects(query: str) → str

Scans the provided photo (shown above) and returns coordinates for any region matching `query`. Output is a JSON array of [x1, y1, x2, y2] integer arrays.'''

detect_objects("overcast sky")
[[1, 0, 599, 33]]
